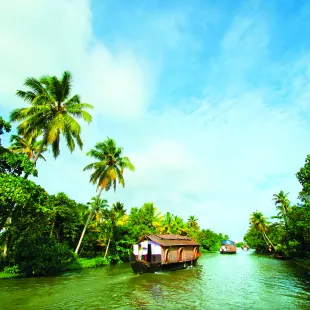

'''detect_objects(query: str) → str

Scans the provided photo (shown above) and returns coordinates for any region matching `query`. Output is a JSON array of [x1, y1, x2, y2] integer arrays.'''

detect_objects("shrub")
[[11, 235, 75, 276]]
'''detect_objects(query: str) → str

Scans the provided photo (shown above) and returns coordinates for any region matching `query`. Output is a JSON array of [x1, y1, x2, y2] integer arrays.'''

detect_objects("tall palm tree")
[[75, 197, 109, 254], [272, 191, 290, 218], [104, 202, 127, 259], [10, 71, 93, 165], [250, 211, 275, 249], [9, 134, 47, 162], [75, 138, 134, 254]]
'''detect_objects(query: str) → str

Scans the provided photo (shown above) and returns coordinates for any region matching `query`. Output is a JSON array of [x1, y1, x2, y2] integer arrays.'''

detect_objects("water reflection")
[[0, 251, 309, 309]]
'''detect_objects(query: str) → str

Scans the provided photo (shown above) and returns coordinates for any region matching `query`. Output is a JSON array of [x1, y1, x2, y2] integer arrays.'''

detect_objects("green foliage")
[[68, 257, 109, 270], [11, 234, 75, 276], [10, 71, 93, 160], [198, 229, 228, 252], [0, 116, 11, 145], [296, 155, 310, 201], [244, 153, 310, 258], [3, 265, 20, 275], [83, 137, 135, 192]]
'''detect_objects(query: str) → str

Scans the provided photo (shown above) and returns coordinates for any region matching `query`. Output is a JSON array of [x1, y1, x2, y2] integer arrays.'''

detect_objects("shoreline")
[[0, 257, 109, 280]]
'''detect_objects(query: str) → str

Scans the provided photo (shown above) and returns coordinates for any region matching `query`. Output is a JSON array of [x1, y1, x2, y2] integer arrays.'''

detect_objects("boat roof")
[[221, 240, 235, 245], [137, 234, 200, 246]]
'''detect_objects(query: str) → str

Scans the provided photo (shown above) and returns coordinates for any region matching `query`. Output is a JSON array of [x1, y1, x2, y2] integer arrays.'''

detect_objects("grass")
[[0, 272, 19, 279], [67, 257, 109, 271]]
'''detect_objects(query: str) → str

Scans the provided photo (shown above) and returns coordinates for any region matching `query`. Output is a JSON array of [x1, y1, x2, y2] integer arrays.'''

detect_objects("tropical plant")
[[9, 135, 47, 162], [10, 71, 93, 164], [75, 138, 134, 254], [272, 190, 291, 218], [250, 211, 275, 249], [103, 202, 127, 259]]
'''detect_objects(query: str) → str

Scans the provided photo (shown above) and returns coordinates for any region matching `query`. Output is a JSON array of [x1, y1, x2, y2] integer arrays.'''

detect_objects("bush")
[[67, 257, 109, 270], [3, 265, 20, 275], [11, 235, 75, 276]]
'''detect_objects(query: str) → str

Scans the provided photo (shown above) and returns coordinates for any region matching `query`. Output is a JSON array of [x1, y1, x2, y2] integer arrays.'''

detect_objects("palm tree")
[[10, 71, 93, 165], [160, 212, 175, 234], [250, 211, 275, 249], [75, 197, 109, 255], [141, 202, 163, 231], [75, 138, 134, 254], [104, 202, 127, 259], [9, 134, 47, 162], [188, 215, 199, 230], [272, 191, 290, 218]]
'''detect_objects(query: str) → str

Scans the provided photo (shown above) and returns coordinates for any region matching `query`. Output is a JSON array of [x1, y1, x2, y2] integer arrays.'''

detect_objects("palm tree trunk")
[[75, 187, 103, 254], [263, 231, 275, 249], [104, 238, 111, 259], [3, 234, 9, 258], [2, 217, 11, 257]]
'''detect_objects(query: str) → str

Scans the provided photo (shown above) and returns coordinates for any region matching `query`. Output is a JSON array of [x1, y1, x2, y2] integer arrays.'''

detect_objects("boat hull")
[[131, 259, 198, 274]]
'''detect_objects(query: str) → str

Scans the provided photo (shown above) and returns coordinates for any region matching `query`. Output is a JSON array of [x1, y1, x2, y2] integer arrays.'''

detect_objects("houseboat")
[[241, 244, 249, 251], [220, 240, 237, 254], [130, 234, 201, 273]]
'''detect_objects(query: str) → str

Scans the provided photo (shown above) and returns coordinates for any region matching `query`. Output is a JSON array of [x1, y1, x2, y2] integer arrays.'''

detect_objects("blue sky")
[[1, 0, 310, 240]]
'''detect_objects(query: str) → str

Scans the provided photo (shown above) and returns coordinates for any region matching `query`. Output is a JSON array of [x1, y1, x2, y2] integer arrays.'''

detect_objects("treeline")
[[244, 157, 310, 258], [0, 71, 227, 277]]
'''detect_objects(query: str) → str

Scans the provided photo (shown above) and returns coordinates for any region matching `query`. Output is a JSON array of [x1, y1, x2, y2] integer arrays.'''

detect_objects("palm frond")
[[61, 71, 72, 101], [24, 77, 45, 95], [51, 134, 60, 158]]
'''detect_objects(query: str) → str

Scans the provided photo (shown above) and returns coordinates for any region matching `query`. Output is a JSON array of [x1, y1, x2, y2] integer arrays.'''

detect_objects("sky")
[[1, 0, 310, 241]]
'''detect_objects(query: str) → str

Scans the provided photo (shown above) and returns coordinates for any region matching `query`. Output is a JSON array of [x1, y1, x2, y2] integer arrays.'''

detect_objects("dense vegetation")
[[0, 72, 227, 277], [244, 163, 310, 259]]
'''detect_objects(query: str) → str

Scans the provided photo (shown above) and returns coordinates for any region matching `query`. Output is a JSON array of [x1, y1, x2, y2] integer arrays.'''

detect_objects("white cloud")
[[0, 0, 151, 119], [2, 0, 310, 242]]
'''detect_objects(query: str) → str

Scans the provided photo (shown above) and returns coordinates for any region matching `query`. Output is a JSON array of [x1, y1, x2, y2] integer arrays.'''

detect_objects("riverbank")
[[0, 257, 110, 279]]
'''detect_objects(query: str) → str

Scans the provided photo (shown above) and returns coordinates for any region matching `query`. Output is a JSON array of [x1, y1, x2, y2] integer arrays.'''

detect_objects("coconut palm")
[[75, 138, 134, 254], [272, 191, 290, 218], [103, 202, 127, 259], [160, 212, 175, 234], [250, 211, 275, 249], [141, 202, 163, 230], [75, 197, 109, 254], [188, 215, 199, 230], [10, 71, 93, 164], [9, 134, 47, 162]]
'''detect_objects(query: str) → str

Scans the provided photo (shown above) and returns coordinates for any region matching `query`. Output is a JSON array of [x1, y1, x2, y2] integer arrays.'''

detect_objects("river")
[[0, 250, 309, 309]]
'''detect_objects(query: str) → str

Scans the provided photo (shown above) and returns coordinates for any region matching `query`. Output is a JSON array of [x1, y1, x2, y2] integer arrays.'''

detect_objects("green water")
[[0, 250, 309, 309]]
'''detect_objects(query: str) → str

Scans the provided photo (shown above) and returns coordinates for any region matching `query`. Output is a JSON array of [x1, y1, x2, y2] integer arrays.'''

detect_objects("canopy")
[[221, 240, 235, 245]]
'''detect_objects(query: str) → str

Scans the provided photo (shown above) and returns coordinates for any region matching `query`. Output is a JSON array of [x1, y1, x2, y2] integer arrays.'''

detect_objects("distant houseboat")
[[130, 234, 201, 273], [220, 240, 237, 254], [241, 244, 249, 251]]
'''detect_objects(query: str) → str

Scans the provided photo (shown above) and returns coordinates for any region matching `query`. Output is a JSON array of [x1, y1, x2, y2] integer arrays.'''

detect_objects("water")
[[0, 250, 309, 309]]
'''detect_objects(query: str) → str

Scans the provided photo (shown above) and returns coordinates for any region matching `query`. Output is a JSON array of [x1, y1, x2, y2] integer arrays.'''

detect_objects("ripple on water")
[[0, 252, 309, 309]]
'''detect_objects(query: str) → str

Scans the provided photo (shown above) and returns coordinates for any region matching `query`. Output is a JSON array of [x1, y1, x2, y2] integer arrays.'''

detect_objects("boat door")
[[147, 243, 152, 262]]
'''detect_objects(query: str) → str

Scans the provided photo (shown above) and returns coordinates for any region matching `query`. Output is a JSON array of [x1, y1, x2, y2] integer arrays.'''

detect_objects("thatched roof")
[[137, 234, 200, 246]]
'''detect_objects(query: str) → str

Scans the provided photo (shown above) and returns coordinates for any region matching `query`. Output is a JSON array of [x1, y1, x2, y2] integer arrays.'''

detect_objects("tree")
[[9, 135, 47, 162], [75, 138, 134, 254], [188, 215, 199, 230], [10, 71, 93, 164], [250, 211, 275, 249], [272, 190, 290, 219], [103, 202, 127, 259]]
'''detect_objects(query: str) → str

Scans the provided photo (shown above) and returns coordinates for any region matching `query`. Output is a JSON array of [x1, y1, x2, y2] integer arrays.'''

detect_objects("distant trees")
[[244, 155, 310, 258]]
